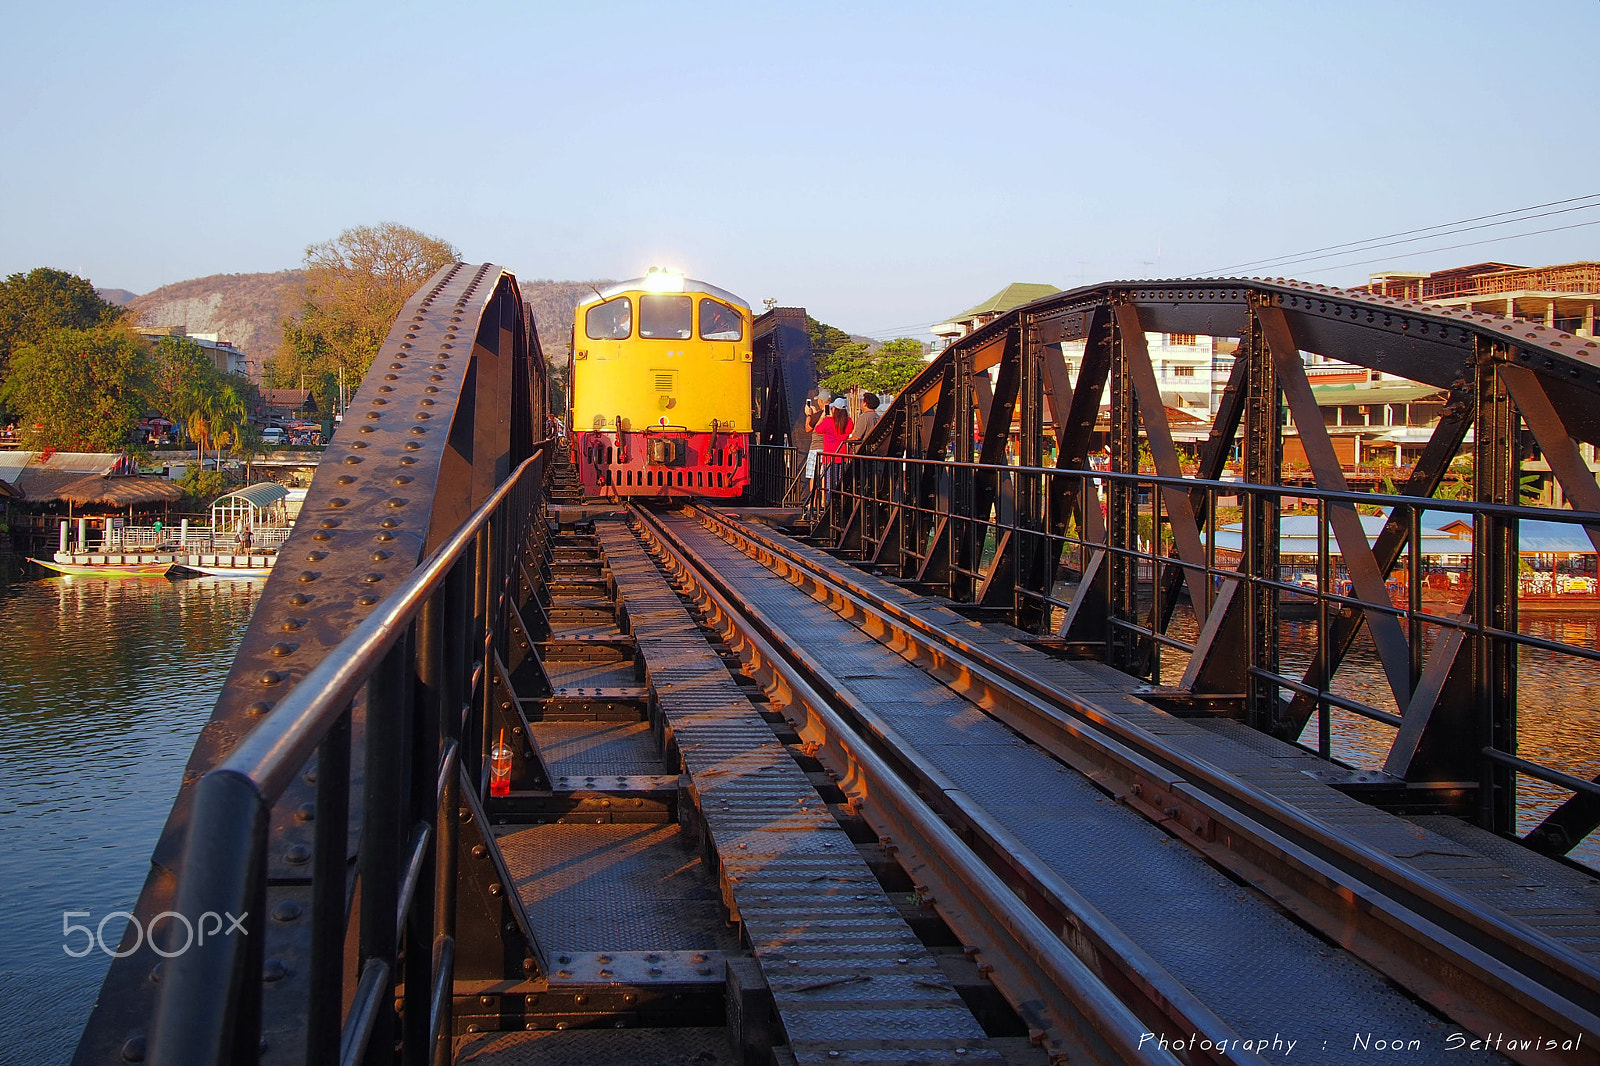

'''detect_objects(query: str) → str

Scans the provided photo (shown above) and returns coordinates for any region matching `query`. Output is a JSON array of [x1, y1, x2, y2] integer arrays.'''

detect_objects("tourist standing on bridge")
[[851, 392, 881, 447], [820, 397, 854, 499], [802, 389, 831, 509]]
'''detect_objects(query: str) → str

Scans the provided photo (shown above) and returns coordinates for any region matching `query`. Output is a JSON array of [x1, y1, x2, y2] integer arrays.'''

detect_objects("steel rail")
[[631, 505, 1247, 1066], [690, 504, 1600, 1066]]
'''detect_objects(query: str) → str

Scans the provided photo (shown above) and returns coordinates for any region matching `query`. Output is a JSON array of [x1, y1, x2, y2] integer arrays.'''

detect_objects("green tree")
[[279, 222, 459, 387], [1, 326, 152, 450], [0, 268, 125, 393], [871, 337, 927, 394], [817, 342, 874, 392], [807, 315, 851, 358], [816, 336, 927, 395]]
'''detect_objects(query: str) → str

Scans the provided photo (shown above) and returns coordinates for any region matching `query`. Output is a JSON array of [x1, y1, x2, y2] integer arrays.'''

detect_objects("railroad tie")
[[596, 519, 1004, 1066]]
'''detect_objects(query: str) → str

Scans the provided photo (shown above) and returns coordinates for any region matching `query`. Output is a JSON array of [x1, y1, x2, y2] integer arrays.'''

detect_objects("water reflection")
[[0, 563, 257, 1066], [1159, 604, 1600, 869]]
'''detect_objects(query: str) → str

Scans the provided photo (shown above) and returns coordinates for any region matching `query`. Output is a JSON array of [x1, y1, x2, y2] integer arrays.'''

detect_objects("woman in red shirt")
[[818, 397, 853, 497]]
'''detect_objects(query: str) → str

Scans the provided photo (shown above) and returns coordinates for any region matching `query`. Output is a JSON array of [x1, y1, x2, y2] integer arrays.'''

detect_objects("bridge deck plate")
[[597, 519, 1005, 1066], [746, 518, 1600, 956], [665, 512, 1509, 1064]]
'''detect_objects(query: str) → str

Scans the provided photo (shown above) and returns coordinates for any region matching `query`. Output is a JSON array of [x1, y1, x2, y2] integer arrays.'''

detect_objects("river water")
[[0, 558, 1595, 1063], [0, 559, 259, 1065]]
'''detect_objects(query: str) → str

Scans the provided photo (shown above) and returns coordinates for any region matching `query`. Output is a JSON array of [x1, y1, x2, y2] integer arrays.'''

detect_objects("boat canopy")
[[212, 483, 290, 532]]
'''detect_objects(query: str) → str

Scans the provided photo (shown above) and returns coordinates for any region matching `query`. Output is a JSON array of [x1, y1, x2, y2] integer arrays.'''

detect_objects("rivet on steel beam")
[[336, 476, 355, 486], [375, 531, 395, 543], [289, 593, 311, 606], [270, 642, 297, 656], [320, 518, 342, 528], [328, 499, 348, 508], [281, 617, 304, 631], [246, 701, 272, 716], [284, 844, 310, 865], [306, 551, 326, 562], [312, 530, 332, 542], [351, 441, 368, 450], [120, 1035, 147, 1062], [380, 518, 401, 528], [385, 498, 407, 509], [293, 802, 314, 823], [358, 426, 375, 434], [398, 457, 417, 467], [362, 572, 383, 584], [271, 901, 300, 923], [429, 375, 443, 382], [298, 571, 318, 582], [371, 550, 391, 562], [408, 427, 427, 436], [149, 962, 162, 983], [403, 442, 422, 451], [259, 670, 283, 685], [424, 386, 439, 394]]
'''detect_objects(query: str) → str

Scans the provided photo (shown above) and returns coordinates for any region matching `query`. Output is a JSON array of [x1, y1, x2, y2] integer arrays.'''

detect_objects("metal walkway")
[[646, 508, 1516, 1064]]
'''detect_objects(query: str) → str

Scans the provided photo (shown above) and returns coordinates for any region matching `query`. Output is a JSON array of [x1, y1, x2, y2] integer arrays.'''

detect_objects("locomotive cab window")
[[639, 295, 692, 339], [585, 297, 632, 340], [699, 299, 743, 341]]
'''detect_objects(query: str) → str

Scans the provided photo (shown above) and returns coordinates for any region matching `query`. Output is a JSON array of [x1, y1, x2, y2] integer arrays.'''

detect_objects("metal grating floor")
[[457, 1026, 737, 1065], [670, 512, 1508, 1065], [599, 520, 1004, 1066], [497, 822, 737, 953]]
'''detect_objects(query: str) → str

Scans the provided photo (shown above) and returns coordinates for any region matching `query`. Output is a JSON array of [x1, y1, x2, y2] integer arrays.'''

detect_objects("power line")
[[1195, 193, 1600, 276], [1208, 200, 1600, 276], [1289, 216, 1600, 277]]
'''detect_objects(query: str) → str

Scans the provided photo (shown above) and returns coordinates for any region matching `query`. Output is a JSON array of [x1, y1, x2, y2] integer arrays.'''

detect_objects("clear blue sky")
[[3, 1, 1598, 340]]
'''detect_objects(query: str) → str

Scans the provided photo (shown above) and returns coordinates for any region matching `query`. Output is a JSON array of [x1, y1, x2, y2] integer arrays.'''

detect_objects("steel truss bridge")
[[73, 266, 1600, 1066]]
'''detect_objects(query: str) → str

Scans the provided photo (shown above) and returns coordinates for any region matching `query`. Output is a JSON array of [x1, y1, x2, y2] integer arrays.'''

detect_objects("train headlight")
[[642, 268, 685, 293]]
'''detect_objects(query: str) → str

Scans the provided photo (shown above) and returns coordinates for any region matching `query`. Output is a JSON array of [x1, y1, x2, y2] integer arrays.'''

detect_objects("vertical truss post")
[[1241, 302, 1282, 732], [913, 366, 956, 589], [1475, 343, 1520, 834], [1015, 313, 1049, 629], [1107, 298, 1141, 673], [974, 329, 1022, 609], [950, 346, 978, 600], [1055, 309, 1114, 646]]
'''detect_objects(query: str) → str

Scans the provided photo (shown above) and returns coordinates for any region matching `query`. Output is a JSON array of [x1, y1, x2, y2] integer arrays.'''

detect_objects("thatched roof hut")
[[54, 475, 184, 508]]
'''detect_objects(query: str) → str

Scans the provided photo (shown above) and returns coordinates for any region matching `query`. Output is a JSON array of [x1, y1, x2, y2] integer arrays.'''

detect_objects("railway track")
[[629, 503, 1600, 1066]]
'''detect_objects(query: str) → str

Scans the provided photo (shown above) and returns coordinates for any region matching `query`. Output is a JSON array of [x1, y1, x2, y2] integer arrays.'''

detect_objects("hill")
[[520, 279, 616, 357], [128, 271, 304, 361], [95, 288, 138, 306]]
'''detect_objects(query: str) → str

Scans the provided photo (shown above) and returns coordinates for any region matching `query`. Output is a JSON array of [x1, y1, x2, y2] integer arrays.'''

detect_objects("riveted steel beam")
[[77, 265, 547, 1066]]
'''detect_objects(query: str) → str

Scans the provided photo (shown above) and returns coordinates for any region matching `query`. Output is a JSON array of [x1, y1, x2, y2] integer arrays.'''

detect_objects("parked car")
[[261, 427, 285, 446]]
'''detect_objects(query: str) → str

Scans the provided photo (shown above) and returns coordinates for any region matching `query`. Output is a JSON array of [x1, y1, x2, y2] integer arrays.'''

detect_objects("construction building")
[[1367, 261, 1599, 335]]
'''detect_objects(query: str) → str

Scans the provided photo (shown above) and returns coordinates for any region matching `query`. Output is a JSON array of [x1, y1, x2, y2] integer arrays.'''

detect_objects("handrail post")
[[307, 705, 352, 1063], [148, 771, 269, 1066], [359, 639, 410, 1064]]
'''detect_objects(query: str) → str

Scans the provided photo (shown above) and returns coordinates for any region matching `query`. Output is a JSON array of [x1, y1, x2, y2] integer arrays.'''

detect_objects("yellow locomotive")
[[570, 269, 753, 498]]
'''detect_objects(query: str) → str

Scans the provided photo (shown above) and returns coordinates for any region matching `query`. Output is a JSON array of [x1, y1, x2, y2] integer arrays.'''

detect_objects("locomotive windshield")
[[698, 299, 743, 341], [585, 297, 632, 340], [639, 295, 692, 339]]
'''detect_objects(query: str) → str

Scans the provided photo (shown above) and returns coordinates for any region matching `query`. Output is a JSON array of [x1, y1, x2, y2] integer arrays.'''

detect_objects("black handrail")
[[751, 440, 1600, 851], [149, 449, 545, 1066]]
